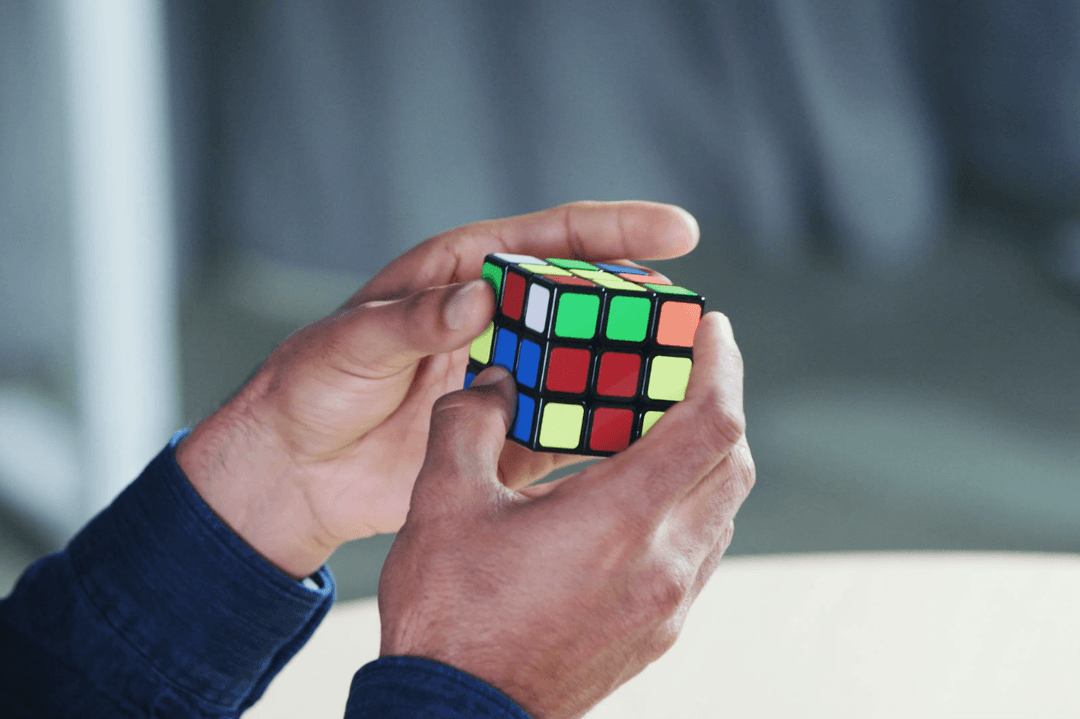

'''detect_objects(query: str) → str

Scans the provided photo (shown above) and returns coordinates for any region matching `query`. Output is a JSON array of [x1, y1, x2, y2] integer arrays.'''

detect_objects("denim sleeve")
[[346, 656, 532, 719], [0, 431, 335, 718]]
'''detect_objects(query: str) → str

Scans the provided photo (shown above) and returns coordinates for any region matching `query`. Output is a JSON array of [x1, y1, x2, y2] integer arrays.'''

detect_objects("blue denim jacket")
[[0, 432, 529, 718]]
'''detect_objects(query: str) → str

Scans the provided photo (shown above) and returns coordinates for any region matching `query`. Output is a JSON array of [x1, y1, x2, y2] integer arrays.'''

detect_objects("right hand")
[[176, 201, 697, 579], [378, 312, 755, 719]]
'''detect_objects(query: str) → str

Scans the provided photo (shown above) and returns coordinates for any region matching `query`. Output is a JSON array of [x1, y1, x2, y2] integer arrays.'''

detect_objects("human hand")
[[176, 201, 699, 578], [378, 312, 754, 719]]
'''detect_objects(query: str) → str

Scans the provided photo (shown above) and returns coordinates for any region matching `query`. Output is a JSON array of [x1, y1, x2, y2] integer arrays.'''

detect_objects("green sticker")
[[606, 296, 651, 342], [546, 258, 597, 270], [470, 322, 494, 363], [644, 283, 697, 296], [482, 261, 503, 296], [641, 411, 665, 435], [647, 356, 692, 401], [554, 293, 600, 339], [538, 403, 584, 449], [520, 264, 573, 276]]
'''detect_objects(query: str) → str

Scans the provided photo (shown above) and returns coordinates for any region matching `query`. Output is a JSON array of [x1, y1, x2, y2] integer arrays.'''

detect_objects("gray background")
[[2, 0, 1079, 599]]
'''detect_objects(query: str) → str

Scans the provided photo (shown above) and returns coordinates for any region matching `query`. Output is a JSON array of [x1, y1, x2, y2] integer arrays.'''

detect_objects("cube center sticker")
[[516, 338, 542, 388], [596, 352, 641, 398], [546, 347, 591, 394]]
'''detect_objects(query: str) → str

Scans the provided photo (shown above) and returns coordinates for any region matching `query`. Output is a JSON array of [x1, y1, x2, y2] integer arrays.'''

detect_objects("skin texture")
[[176, 201, 702, 578], [380, 313, 754, 719]]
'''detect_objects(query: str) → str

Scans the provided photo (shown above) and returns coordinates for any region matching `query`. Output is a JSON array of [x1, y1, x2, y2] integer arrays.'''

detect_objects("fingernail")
[[672, 206, 700, 243], [444, 280, 487, 331], [471, 366, 510, 387]]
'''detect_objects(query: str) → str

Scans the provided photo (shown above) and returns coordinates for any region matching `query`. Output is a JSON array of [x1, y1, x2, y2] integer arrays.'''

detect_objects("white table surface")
[[245, 553, 1080, 718]]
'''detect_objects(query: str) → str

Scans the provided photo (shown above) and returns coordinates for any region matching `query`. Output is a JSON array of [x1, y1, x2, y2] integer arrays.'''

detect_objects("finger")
[[329, 279, 494, 378], [671, 438, 754, 562], [687, 529, 729, 605], [354, 201, 699, 303], [579, 312, 745, 520], [410, 366, 517, 516]]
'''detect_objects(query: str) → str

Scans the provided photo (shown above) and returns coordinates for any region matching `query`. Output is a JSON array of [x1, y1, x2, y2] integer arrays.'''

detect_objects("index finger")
[[354, 201, 699, 303]]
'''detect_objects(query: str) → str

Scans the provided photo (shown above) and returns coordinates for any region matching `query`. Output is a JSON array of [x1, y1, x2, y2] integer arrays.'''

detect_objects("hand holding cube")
[[176, 202, 699, 577]]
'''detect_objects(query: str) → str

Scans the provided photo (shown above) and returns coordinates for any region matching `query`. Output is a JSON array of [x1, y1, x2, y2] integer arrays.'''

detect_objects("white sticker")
[[493, 253, 546, 265], [524, 283, 551, 333]]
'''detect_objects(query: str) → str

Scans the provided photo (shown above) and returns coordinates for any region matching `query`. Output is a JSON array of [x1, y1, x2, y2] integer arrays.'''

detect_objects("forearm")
[[0, 432, 334, 717]]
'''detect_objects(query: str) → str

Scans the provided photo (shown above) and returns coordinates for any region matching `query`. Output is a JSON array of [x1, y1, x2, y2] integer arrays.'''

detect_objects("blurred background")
[[2, 0, 1079, 600]]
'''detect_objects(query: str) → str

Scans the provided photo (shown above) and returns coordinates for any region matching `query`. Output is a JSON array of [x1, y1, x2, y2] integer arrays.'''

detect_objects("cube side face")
[[466, 255, 706, 457]]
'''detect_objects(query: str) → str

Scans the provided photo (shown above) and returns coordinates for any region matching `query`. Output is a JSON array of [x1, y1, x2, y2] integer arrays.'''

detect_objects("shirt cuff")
[[63, 430, 335, 711], [346, 656, 532, 719]]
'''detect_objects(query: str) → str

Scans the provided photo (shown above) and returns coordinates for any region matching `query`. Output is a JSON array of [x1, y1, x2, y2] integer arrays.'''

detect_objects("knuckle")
[[717, 520, 735, 554], [430, 389, 510, 451], [698, 395, 746, 450], [638, 562, 693, 619], [729, 444, 756, 501], [646, 616, 684, 661], [428, 392, 478, 435], [430, 391, 467, 418], [742, 448, 757, 492]]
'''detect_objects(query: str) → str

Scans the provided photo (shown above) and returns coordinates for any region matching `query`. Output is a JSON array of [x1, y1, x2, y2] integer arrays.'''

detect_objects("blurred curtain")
[[184, 0, 1080, 272]]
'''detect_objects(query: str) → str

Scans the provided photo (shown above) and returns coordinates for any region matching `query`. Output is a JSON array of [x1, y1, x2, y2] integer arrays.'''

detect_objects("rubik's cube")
[[464, 253, 704, 456]]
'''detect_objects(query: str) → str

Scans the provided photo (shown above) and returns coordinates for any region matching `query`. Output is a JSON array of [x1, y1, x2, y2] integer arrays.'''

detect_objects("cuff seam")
[[354, 656, 532, 717], [66, 437, 335, 710], [64, 550, 243, 711], [163, 433, 331, 604]]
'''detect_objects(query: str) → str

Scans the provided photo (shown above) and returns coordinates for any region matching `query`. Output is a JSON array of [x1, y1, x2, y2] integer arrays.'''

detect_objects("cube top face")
[[470, 255, 705, 456]]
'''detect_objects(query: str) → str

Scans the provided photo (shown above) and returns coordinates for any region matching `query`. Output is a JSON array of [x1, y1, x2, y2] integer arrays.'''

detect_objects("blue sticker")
[[516, 338, 541, 389], [596, 262, 648, 275], [493, 328, 518, 371], [513, 394, 536, 442], [464, 371, 477, 388]]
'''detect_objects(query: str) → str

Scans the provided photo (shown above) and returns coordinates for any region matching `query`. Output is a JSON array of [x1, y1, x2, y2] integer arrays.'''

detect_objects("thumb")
[[411, 366, 518, 515], [332, 279, 495, 377]]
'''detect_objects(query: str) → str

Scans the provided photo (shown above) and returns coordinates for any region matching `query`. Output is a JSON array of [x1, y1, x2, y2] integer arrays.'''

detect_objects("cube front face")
[[466, 254, 705, 456]]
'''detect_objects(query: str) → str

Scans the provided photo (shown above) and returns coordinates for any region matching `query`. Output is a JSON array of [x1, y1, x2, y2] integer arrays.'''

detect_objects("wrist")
[[176, 398, 338, 579]]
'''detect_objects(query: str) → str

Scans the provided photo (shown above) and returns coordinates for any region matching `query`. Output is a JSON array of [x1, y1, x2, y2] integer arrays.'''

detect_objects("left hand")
[[176, 201, 700, 578]]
